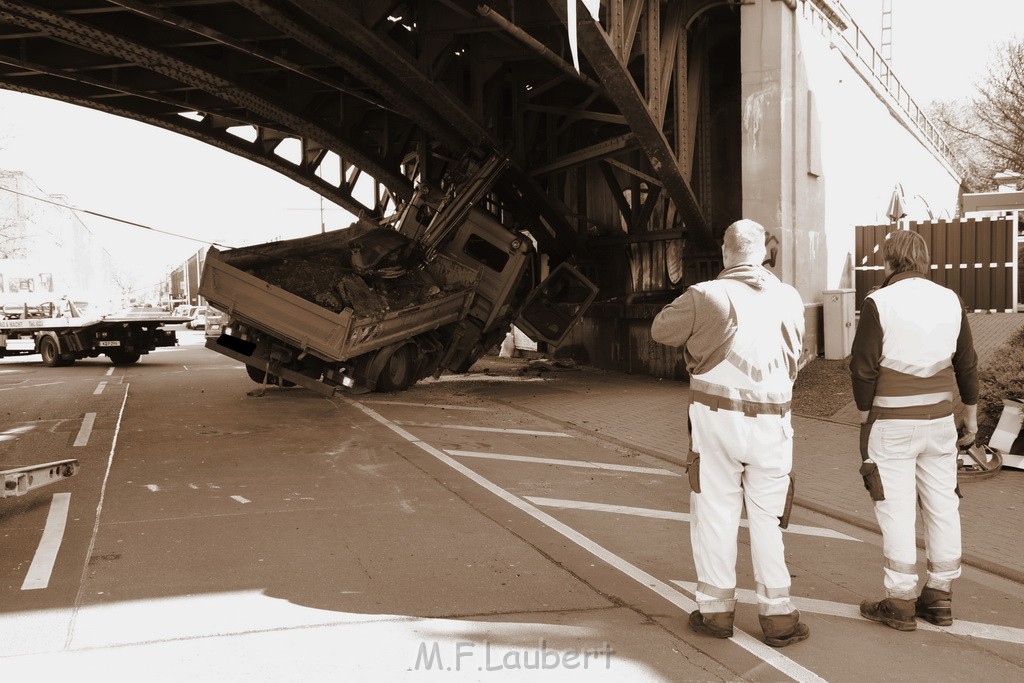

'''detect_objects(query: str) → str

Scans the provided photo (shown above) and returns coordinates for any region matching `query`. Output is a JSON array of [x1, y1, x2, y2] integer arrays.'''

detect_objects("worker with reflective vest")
[[851, 228, 978, 631], [651, 219, 809, 648]]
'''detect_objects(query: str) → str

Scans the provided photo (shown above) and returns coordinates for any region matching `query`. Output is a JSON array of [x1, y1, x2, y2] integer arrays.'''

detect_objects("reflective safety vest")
[[689, 279, 802, 417], [865, 277, 962, 419]]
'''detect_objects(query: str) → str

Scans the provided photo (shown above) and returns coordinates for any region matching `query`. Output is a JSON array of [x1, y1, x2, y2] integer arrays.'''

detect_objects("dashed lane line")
[[93, 382, 106, 395], [672, 581, 1024, 646], [73, 413, 96, 447], [395, 421, 571, 437], [345, 397, 825, 683], [447, 450, 680, 477], [526, 497, 860, 541], [105, 368, 114, 376], [21, 493, 72, 590]]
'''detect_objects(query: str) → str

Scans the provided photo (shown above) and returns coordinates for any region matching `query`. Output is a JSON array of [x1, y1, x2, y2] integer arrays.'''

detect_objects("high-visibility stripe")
[[697, 581, 737, 600], [690, 389, 791, 417], [874, 365, 955, 399], [879, 356, 952, 378], [756, 583, 791, 600], [928, 558, 961, 573], [885, 557, 917, 575], [874, 391, 954, 408], [690, 377, 791, 406]]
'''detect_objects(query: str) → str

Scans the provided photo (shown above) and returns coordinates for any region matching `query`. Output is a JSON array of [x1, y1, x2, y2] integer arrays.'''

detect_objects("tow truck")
[[0, 297, 187, 366]]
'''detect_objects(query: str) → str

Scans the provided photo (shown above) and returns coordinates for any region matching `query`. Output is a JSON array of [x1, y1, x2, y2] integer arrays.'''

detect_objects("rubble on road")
[[241, 221, 455, 316]]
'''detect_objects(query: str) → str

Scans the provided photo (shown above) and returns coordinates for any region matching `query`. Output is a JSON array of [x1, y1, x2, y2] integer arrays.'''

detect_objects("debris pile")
[[238, 223, 464, 317]]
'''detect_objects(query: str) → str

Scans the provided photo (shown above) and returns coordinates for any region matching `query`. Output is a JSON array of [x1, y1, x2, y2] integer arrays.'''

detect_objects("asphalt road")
[[2, 329, 1023, 682]]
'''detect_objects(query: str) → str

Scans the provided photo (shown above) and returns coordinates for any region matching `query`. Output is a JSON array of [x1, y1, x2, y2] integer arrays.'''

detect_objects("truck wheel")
[[377, 344, 416, 392], [245, 364, 295, 387], [39, 337, 66, 367], [108, 351, 141, 366]]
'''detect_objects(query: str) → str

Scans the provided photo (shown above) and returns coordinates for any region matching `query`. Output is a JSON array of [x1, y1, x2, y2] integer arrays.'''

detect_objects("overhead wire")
[[0, 184, 238, 250]]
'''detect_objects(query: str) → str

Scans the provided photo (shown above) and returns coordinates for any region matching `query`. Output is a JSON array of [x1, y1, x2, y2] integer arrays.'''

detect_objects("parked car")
[[186, 306, 207, 329], [204, 307, 226, 338]]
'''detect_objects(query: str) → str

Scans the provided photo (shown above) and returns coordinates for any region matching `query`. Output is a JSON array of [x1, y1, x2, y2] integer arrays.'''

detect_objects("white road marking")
[[188, 483, 199, 490], [672, 581, 1024, 646], [361, 399, 492, 412], [22, 493, 72, 590], [105, 368, 114, 376], [527, 497, 860, 541], [1, 425, 35, 442], [396, 421, 571, 437], [346, 398, 825, 683], [73, 413, 97, 447], [448, 450, 680, 477], [145, 484, 160, 492], [30, 382, 63, 388], [67, 385, 130, 646], [231, 495, 251, 504], [93, 382, 106, 395]]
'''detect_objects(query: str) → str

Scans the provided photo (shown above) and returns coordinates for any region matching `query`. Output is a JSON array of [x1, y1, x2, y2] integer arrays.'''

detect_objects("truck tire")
[[39, 336, 67, 368], [108, 351, 141, 366], [376, 344, 416, 392]]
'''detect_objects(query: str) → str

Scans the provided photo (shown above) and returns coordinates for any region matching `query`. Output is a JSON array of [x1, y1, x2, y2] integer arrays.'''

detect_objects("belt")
[[690, 388, 791, 417]]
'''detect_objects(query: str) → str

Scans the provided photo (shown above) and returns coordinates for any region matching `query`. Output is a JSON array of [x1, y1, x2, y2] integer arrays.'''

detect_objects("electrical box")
[[822, 289, 855, 360]]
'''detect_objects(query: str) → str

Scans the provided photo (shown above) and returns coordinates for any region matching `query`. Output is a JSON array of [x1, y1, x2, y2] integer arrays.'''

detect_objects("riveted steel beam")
[[0, 78, 376, 218], [547, 0, 711, 248], [282, 0, 494, 151], [0, 1, 413, 203]]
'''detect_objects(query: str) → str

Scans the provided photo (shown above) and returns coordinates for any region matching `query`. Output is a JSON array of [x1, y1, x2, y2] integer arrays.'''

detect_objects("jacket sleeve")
[[953, 307, 979, 405], [651, 290, 697, 348], [849, 297, 883, 412]]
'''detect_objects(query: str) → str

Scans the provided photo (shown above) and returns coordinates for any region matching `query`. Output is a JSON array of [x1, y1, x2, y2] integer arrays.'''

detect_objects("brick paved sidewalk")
[[474, 312, 1024, 585]]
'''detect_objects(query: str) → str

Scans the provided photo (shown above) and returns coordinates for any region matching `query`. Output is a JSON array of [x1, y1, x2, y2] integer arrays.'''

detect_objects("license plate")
[[97, 340, 121, 347]]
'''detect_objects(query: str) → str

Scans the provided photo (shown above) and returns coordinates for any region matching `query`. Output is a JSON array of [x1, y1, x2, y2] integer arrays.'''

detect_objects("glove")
[[956, 429, 977, 449]]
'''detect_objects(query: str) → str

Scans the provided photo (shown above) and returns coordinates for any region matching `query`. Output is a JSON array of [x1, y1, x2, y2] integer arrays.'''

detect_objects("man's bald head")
[[722, 219, 767, 268]]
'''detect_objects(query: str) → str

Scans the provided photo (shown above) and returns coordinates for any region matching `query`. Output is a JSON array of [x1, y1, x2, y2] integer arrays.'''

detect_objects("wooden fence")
[[854, 217, 1017, 312]]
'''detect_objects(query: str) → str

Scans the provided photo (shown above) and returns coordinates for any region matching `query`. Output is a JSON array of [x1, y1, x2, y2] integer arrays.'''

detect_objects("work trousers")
[[868, 416, 962, 599], [688, 403, 795, 616]]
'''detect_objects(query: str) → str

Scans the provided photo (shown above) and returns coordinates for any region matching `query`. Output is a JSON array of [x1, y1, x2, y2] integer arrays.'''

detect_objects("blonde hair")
[[883, 229, 930, 274], [722, 219, 767, 262]]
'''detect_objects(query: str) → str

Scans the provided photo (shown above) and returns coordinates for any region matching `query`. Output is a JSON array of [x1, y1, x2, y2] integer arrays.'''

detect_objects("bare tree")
[[931, 39, 1024, 193], [928, 98, 996, 193]]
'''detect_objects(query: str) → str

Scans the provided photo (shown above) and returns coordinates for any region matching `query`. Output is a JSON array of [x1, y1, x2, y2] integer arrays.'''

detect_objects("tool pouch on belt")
[[859, 460, 885, 501], [686, 449, 701, 494], [778, 474, 795, 529]]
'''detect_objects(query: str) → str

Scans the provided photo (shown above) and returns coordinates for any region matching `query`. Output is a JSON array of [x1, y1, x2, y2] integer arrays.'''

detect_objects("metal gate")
[[854, 217, 1018, 312]]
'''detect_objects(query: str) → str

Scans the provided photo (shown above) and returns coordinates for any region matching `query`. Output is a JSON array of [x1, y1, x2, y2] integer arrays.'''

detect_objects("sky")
[[1, 1, 1023, 289]]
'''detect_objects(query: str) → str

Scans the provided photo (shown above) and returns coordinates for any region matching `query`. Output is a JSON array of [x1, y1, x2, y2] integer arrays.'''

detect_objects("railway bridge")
[[0, 1, 962, 377]]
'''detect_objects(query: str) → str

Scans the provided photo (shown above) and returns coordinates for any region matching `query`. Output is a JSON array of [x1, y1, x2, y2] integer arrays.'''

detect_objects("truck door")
[[514, 263, 598, 347]]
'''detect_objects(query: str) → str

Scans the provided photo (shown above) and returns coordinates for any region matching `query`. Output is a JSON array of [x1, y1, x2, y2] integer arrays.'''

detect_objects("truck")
[[0, 296, 185, 366], [198, 155, 598, 394]]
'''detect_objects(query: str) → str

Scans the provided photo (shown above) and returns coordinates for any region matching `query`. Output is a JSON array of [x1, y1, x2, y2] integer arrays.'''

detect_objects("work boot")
[[860, 597, 917, 631], [759, 611, 811, 648], [916, 586, 953, 626], [688, 610, 734, 639]]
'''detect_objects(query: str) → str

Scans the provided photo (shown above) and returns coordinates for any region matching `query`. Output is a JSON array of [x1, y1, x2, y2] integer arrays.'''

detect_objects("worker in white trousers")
[[652, 219, 809, 648], [851, 229, 978, 631]]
